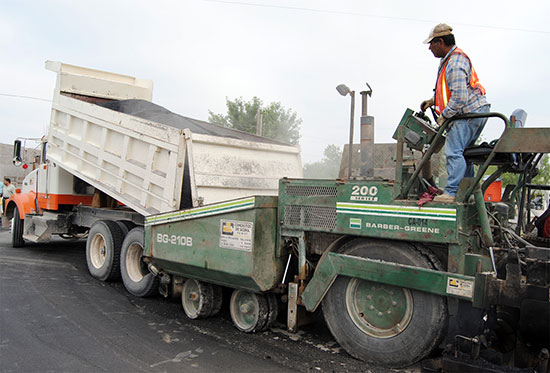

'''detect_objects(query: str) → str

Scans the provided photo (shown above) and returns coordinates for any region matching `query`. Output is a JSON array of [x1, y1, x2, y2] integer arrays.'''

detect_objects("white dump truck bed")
[[45, 61, 302, 216]]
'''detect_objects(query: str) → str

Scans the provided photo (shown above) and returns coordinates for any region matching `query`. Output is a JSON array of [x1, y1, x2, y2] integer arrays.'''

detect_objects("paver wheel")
[[181, 279, 217, 319], [209, 284, 224, 317], [120, 227, 159, 297], [229, 290, 271, 333], [11, 206, 24, 248], [322, 238, 448, 368], [86, 220, 124, 281]]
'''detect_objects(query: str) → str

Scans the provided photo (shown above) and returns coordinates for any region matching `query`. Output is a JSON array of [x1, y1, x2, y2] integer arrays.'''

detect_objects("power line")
[[0, 93, 51, 103], [202, 0, 550, 35]]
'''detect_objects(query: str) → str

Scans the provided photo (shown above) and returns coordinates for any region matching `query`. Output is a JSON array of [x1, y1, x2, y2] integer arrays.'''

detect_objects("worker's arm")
[[441, 54, 470, 119]]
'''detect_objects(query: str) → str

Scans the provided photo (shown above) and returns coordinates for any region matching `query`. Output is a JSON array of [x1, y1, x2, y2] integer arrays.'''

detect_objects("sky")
[[1, 0, 549, 164]]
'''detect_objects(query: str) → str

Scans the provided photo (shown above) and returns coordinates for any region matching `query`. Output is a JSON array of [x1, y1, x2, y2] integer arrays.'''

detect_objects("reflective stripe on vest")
[[434, 48, 486, 115]]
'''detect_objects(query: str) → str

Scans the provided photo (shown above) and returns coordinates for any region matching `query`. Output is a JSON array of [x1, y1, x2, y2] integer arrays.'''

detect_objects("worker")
[[420, 23, 490, 203], [3, 177, 16, 212]]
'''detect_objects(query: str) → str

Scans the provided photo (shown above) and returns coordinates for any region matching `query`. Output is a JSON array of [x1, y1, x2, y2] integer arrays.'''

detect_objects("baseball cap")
[[423, 23, 453, 44]]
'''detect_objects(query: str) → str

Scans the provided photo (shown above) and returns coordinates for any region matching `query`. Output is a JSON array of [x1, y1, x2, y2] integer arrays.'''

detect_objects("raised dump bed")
[[45, 61, 303, 216]]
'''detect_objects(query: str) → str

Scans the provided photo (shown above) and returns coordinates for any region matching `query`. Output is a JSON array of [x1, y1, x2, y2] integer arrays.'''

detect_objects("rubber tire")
[[11, 206, 24, 248], [115, 220, 135, 237], [209, 284, 224, 317], [229, 290, 270, 333], [181, 279, 215, 319], [266, 293, 279, 328], [322, 238, 448, 368], [86, 220, 124, 282], [120, 227, 159, 297]]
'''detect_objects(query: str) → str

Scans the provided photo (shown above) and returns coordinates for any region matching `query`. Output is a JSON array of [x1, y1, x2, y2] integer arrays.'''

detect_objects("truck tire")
[[115, 220, 135, 237], [322, 238, 447, 368], [11, 206, 24, 248], [86, 220, 124, 281], [120, 227, 159, 297]]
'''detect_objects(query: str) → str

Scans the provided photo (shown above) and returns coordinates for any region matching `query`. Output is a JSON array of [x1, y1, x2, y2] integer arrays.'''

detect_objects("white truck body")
[[45, 61, 303, 216]]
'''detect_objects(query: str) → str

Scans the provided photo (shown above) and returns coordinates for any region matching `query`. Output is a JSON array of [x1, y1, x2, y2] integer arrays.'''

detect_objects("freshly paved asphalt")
[[0, 228, 397, 372]]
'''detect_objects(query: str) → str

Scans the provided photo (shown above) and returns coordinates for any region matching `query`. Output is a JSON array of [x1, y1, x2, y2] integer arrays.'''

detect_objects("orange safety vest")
[[434, 47, 486, 115]]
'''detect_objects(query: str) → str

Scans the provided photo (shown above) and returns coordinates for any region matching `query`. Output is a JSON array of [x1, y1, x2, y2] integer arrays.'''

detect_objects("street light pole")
[[336, 84, 355, 180], [347, 91, 355, 179]]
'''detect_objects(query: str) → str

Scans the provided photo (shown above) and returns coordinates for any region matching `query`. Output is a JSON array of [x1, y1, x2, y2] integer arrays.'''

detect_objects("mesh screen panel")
[[283, 205, 337, 230], [285, 185, 337, 197]]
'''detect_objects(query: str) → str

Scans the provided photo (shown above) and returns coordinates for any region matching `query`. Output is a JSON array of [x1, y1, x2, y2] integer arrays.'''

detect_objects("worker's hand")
[[436, 115, 446, 126], [420, 97, 434, 112]]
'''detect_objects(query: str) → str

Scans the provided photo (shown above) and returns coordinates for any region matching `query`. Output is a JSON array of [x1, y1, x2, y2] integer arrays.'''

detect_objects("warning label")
[[446, 277, 474, 298], [219, 220, 254, 252]]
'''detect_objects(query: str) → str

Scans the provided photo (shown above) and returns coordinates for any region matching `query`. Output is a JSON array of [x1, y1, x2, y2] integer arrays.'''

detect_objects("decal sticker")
[[219, 220, 253, 252], [446, 277, 473, 298], [349, 218, 362, 229], [350, 185, 379, 202]]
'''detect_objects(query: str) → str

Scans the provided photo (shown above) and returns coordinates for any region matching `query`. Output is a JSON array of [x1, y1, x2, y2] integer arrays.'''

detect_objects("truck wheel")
[[115, 220, 135, 237], [181, 279, 216, 319], [86, 220, 124, 282], [120, 227, 159, 297], [229, 290, 270, 333], [322, 239, 447, 368], [11, 206, 25, 248]]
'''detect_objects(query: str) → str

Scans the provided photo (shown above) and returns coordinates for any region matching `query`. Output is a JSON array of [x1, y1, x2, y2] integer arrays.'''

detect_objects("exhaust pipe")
[[360, 84, 374, 177]]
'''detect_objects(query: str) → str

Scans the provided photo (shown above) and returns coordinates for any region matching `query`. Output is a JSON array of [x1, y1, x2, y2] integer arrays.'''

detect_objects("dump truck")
[[5, 61, 302, 273], [6, 62, 550, 372]]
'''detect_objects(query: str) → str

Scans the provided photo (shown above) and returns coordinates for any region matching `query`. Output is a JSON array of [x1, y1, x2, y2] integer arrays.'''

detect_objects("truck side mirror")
[[13, 140, 22, 167]]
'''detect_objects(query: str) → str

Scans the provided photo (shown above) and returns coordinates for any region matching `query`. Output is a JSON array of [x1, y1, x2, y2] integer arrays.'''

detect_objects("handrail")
[[457, 113, 513, 202], [400, 112, 511, 200]]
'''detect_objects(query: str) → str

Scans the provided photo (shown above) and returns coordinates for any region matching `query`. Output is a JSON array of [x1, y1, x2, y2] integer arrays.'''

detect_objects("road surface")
[[0, 228, 408, 372]]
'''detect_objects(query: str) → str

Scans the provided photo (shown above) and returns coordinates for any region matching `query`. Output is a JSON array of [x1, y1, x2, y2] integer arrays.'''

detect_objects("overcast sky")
[[1, 0, 549, 164]]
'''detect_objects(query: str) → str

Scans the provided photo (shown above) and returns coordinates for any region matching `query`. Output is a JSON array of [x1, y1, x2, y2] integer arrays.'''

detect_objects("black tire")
[[322, 238, 448, 368], [11, 206, 24, 248], [120, 227, 159, 297], [209, 284, 224, 317], [115, 220, 135, 237], [86, 220, 124, 282], [229, 290, 270, 333], [181, 279, 215, 319]]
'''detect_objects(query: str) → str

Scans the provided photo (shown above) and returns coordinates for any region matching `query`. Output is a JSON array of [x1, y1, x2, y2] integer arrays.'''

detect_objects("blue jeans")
[[444, 105, 490, 196]]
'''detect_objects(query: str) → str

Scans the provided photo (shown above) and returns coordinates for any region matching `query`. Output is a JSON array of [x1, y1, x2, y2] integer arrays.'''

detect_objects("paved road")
[[0, 228, 404, 372]]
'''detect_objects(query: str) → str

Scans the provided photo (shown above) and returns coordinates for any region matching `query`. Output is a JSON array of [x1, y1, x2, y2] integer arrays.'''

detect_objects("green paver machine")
[[124, 89, 550, 371]]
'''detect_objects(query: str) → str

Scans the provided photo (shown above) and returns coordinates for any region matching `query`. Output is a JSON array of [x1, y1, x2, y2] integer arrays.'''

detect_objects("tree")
[[208, 97, 301, 145], [303, 145, 343, 179], [485, 154, 550, 189]]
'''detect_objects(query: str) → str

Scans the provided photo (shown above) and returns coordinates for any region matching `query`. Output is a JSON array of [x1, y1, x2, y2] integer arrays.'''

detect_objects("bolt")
[[387, 310, 392, 315], [366, 295, 372, 300], [369, 305, 375, 310], [377, 312, 382, 316], [389, 290, 394, 296], [189, 292, 198, 301], [392, 301, 397, 307], [240, 304, 250, 313]]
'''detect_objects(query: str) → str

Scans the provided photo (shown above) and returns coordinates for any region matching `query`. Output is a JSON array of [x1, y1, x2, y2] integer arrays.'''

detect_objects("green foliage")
[[208, 97, 301, 145], [303, 144, 343, 179], [484, 155, 550, 189]]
